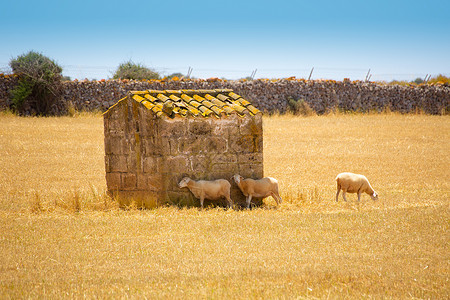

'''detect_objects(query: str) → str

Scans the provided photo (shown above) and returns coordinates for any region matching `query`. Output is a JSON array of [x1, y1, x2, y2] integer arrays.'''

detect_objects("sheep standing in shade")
[[233, 175, 282, 208], [335, 172, 378, 202], [178, 177, 234, 209]]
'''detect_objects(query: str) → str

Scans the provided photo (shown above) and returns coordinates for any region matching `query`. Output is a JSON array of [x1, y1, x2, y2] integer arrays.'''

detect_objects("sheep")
[[232, 174, 282, 208], [178, 177, 234, 209], [335, 172, 378, 202]]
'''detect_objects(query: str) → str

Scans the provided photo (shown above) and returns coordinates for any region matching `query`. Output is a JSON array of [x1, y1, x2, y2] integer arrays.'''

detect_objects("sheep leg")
[[271, 192, 282, 205], [335, 188, 340, 202], [225, 195, 234, 209], [342, 191, 347, 202], [200, 196, 204, 209], [274, 186, 282, 204], [357, 192, 361, 202], [246, 195, 252, 209]]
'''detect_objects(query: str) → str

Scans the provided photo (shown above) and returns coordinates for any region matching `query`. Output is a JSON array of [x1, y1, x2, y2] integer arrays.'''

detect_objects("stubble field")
[[0, 112, 449, 298]]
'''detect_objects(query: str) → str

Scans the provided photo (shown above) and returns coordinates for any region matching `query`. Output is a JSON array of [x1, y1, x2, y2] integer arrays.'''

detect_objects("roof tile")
[[105, 89, 261, 118]]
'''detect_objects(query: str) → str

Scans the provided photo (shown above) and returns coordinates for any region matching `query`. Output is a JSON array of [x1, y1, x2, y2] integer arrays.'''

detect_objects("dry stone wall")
[[1, 75, 449, 115], [159, 114, 264, 208], [0, 75, 18, 108]]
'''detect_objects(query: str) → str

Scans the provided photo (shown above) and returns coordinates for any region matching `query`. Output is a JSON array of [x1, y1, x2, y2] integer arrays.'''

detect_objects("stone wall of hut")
[[1, 75, 449, 115], [104, 96, 263, 208]]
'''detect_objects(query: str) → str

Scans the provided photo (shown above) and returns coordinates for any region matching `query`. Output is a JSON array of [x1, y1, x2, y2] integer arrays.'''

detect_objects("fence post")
[[308, 67, 314, 80], [365, 69, 371, 81]]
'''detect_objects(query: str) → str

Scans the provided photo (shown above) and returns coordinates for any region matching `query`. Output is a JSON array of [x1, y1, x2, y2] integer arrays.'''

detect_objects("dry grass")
[[0, 113, 108, 212], [0, 113, 449, 298], [264, 113, 450, 212]]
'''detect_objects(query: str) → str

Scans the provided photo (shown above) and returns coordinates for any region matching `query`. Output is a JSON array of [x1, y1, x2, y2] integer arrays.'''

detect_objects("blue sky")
[[1, 0, 449, 81]]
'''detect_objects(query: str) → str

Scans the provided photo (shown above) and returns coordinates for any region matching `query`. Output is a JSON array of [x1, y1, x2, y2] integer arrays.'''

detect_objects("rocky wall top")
[[1, 75, 449, 115]]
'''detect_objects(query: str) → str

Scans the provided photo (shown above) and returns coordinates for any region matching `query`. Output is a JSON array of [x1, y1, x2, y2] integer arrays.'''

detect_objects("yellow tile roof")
[[106, 89, 261, 118]]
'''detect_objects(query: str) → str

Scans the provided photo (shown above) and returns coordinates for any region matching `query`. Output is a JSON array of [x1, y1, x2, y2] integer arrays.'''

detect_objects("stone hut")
[[103, 89, 263, 208]]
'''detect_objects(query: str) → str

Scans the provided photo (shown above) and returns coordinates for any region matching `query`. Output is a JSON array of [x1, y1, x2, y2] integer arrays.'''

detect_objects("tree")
[[167, 72, 184, 79], [9, 51, 63, 115], [413, 77, 424, 84], [113, 61, 160, 80]]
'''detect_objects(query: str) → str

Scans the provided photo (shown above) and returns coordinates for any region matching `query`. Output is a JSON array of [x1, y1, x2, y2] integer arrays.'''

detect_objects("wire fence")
[[1, 62, 447, 82]]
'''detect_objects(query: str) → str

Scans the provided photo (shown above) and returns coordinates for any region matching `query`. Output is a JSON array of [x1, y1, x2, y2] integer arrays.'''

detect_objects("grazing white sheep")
[[335, 172, 378, 202], [232, 174, 282, 208], [178, 177, 234, 209]]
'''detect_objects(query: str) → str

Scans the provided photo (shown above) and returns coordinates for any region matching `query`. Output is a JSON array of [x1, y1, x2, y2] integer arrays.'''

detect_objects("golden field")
[[0, 112, 449, 299]]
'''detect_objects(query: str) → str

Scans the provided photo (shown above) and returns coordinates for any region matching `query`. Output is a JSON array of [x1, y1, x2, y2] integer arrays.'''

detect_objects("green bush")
[[113, 61, 160, 80], [288, 97, 315, 116], [10, 78, 33, 109], [9, 51, 63, 115], [167, 72, 184, 79], [413, 77, 424, 84]]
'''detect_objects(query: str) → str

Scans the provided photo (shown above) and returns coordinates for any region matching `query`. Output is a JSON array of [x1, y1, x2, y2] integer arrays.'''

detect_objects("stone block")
[[106, 172, 121, 190], [140, 115, 158, 137], [255, 134, 263, 152], [160, 137, 178, 155], [189, 119, 212, 135], [189, 154, 241, 176], [106, 117, 125, 136], [204, 136, 228, 153], [214, 121, 240, 138], [239, 115, 263, 135], [178, 136, 204, 154], [227, 124, 240, 138], [210, 163, 239, 175], [180, 136, 228, 155], [190, 155, 208, 173], [166, 176, 182, 192], [143, 156, 159, 173], [121, 173, 136, 190], [148, 175, 162, 192], [211, 153, 238, 164], [239, 163, 264, 179], [162, 156, 189, 174], [159, 118, 187, 137], [212, 123, 233, 137], [142, 137, 163, 156], [106, 107, 121, 121], [122, 138, 132, 155], [104, 155, 110, 173], [229, 135, 255, 153], [127, 154, 139, 172], [223, 113, 240, 124], [109, 155, 127, 172], [137, 174, 149, 190], [212, 117, 239, 136], [237, 153, 263, 164], [103, 118, 110, 135]]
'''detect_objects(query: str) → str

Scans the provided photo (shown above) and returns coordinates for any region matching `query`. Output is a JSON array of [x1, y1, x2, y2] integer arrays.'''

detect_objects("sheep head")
[[370, 191, 379, 201], [232, 174, 243, 185], [178, 177, 191, 188]]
